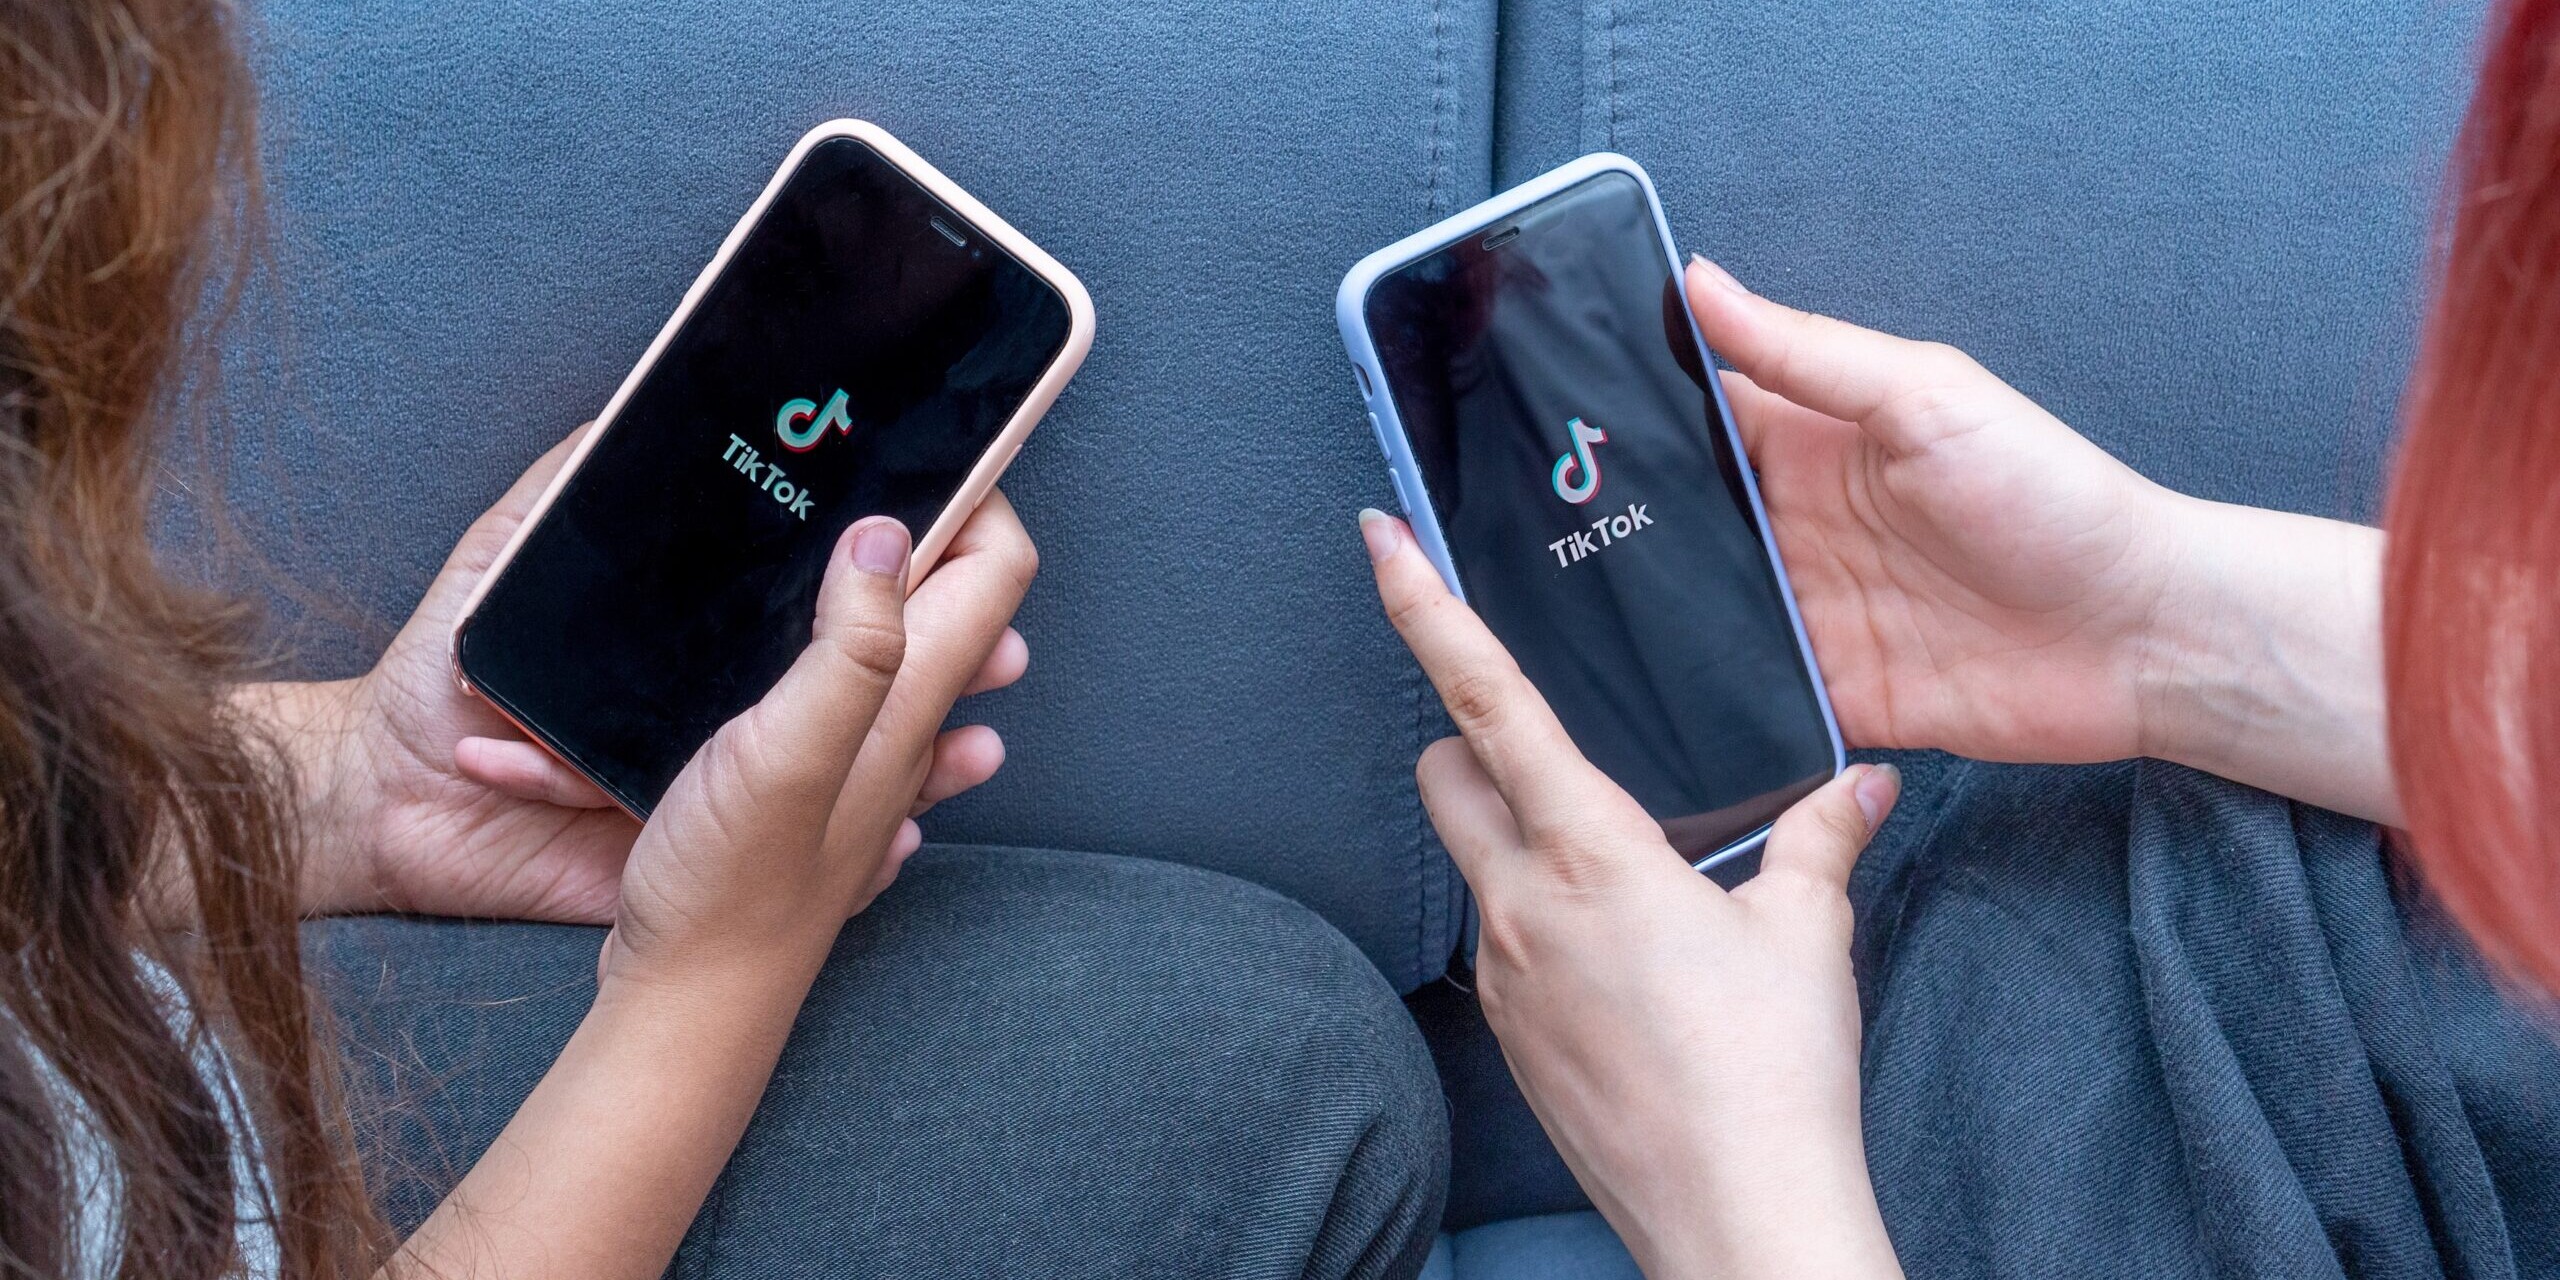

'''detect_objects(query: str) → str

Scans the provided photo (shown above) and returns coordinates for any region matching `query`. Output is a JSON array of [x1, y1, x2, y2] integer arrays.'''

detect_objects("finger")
[[934, 488, 1037, 581], [859, 824, 921, 906], [866, 492, 1038, 756], [910, 725, 1006, 815], [1755, 763, 1900, 894], [1685, 257, 1980, 452], [454, 736, 620, 809], [709, 517, 912, 826], [1361, 509, 1609, 830], [1415, 736, 1525, 890], [962, 627, 1029, 697]]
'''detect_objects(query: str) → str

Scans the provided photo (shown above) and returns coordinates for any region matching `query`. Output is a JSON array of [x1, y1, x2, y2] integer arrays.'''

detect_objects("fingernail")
[[1358, 508, 1403, 563], [1688, 253, 1749, 296], [1852, 763, 1901, 833], [849, 517, 910, 576]]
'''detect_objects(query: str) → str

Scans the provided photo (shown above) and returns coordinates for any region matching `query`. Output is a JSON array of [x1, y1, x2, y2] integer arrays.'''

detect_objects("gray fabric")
[[1491, 0, 2483, 521], [1852, 760, 2560, 1278], [1406, 979, 1582, 1232], [311, 846, 1449, 1278], [1429, 757, 2560, 1276], [212, 0, 1497, 992], [210, 2, 2560, 1272]]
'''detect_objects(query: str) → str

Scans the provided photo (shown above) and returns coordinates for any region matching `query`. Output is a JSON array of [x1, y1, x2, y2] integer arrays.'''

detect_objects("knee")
[[818, 845, 1452, 1272]]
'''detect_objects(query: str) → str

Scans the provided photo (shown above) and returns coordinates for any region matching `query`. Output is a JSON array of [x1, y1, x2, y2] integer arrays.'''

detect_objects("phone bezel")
[[1333, 153, 1848, 877], [449, 119, 1095, 818]]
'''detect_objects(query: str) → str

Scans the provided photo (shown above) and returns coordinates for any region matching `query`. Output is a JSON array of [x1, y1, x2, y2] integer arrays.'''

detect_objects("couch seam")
[[1605, 0, 1621, 149], [1426, 0, 1448, 219], [1413, 0, 1454, 987]]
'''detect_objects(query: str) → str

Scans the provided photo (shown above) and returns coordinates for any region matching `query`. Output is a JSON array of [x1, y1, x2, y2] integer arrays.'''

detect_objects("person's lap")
[[311, 845, 1449, 1279], [1417, 750, 2560, 1277], [1848, 757, 2560, 1278]]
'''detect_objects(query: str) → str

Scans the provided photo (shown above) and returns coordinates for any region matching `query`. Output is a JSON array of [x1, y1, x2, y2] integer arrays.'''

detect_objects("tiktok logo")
[[776, 389, 856, 453], [1550, 416, 1608, 505]]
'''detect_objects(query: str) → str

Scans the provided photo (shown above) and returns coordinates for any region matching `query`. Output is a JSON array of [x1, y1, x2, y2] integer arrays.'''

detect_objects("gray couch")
[[217, 0, 2501, 1273]]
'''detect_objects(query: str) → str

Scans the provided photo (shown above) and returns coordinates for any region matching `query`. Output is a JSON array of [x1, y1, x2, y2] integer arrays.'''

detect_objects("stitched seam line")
[[1606, 0, 1621, 149], [1417, 0, 1453, 984]]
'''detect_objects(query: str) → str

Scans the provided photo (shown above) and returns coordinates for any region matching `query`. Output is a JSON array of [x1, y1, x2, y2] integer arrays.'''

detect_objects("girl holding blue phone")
[[1353, 3, 2560, 1264]]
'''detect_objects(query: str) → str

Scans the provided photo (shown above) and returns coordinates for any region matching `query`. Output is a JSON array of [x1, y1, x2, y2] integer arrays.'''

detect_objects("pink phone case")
[[449, 120, 1094, 806]]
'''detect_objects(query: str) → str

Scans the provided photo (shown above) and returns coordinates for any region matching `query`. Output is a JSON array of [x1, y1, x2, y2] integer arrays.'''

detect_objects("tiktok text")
[[1547, 502, 1653, 567], [723, 433, 817, 519]]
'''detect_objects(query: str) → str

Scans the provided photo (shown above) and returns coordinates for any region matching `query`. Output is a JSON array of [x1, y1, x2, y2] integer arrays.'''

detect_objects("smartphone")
[[454, 120, 1093, 818], [1336, 153, 1843, 878]]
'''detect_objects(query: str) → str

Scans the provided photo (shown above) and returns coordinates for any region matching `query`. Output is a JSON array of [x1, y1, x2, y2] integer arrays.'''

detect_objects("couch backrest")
[[209, 0, 2484, 994], [1496, 0, 2485, 520]]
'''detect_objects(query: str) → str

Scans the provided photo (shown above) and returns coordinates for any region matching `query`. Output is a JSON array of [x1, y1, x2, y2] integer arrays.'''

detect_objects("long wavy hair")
[[2384, 0, 2560, 999], [0, 2, 381, 1277]]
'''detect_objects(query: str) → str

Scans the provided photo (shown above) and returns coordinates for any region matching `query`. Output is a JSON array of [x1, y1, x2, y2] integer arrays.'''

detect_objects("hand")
[[605, 502, 1036, 984], [274, 424, 1028, 921], [1683, 257, 2184, 764], [395, 506, 1036, 1280], [1685, 260, 2397, 821], [1361, 509, 1905, 1280]]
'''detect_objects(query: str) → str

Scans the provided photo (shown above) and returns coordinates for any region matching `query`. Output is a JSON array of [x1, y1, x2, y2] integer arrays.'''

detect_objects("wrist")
[[2124, 495, 2397, 821], [1644, 1156, 1902, 1280], [1609, 1107, 1902, 1280], [233, 677, 391, 914], [2128, 490, 2241, 771], [597, 922, 838, 1013]]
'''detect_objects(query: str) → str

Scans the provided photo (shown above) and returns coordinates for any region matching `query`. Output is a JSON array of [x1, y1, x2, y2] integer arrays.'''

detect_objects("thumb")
[[1758, 763, 1900, 893], [696, 517, 913, 829]]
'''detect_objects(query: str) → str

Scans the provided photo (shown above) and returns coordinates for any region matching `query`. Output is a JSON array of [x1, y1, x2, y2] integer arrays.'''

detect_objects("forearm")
[[2135, 496, 2399, 826], [388, 951, 827, 1280]]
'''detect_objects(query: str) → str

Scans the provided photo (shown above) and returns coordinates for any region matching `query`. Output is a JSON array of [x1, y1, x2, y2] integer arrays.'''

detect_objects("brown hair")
[[0, 2, 382, 1276]]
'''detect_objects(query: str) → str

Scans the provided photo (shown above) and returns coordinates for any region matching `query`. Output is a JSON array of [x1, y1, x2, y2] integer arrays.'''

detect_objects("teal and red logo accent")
[[1550, 416, 1607, 504], [776, 389, 856, 453]]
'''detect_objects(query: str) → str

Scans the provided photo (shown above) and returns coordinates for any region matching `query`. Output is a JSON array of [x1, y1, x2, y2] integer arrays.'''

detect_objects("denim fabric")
[[210, 0, 1497, 992], [1421, 1211, 1638, 1280], [311, 846, 1449, 1277]]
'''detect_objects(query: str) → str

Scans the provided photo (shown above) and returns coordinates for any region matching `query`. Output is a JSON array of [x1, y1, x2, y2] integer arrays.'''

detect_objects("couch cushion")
[[209, 0, 1496, 990], [1493, 0, 2486, 519], [1420, 1211, 1639, 1280]]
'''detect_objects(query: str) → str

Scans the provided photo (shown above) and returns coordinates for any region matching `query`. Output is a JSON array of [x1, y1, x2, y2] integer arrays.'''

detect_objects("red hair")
[[2384, 0, 2560, 996]]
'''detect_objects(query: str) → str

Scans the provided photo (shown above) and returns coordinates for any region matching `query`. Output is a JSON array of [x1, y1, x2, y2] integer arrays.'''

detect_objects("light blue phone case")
[[1333, 152, 1848, 878]]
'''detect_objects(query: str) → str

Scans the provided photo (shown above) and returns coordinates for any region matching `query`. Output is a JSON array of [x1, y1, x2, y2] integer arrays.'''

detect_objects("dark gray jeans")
[[311, 846, 1449, 1278]]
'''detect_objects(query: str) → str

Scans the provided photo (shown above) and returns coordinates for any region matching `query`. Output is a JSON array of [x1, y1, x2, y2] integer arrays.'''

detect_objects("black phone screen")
[[1363, 170, 1835, 860], [457, 135, 1072, 815]]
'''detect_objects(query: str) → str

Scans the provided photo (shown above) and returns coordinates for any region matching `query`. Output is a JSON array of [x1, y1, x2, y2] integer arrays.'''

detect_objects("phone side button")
[[1387, 468, 1422, 520], [1366, 411, 1392, 458]]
